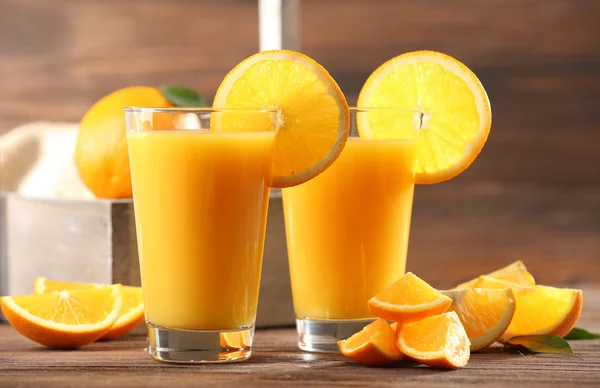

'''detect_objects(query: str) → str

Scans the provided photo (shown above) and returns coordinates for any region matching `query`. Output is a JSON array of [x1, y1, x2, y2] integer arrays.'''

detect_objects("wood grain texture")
[[0, 0, 599, 185], [0, 287, 599, 387], [408, 183, 600, 288]]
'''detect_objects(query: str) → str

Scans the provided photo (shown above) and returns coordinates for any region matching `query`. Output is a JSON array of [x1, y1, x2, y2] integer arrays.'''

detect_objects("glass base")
[[296, 318, 374, 353], [146, 322, 254, 364]]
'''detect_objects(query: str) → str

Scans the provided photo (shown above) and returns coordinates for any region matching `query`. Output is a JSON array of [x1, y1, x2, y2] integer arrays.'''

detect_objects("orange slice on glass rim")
[[357, 50, 492, 184], [212, 50, 350, 188]]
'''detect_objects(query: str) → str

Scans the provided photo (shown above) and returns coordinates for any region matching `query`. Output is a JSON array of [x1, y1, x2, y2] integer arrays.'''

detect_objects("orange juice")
[[282, 138, 417, 320], [128, 130, 275, 330]]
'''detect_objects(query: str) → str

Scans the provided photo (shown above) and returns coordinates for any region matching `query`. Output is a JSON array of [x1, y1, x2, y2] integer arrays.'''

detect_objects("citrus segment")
[[33, 277, 144, 340], [357, 50, 491, 184], [212, 50, 350, 188], [472, 276, 522, 290], [368, 272, 452, 323], [100, 286, 144, 340], [452, 260, 535, 290], [474, 276, 583, 342], [338, 318, 406, 366], [33, 277, 103, 294], [0, 285, 122, 348], [443, 288, 516, 351], [220, 331, 252, 350], [396, 311, 470, 369]]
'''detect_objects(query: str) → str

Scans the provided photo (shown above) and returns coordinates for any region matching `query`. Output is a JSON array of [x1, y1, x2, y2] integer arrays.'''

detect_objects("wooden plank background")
[[1, 0, 599, 186], [0, 0, 598, 286]]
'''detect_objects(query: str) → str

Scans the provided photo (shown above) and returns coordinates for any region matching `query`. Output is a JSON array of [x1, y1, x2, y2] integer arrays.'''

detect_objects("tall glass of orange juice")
[[282, 108, 419, 352], [125, 107, 277, 363]]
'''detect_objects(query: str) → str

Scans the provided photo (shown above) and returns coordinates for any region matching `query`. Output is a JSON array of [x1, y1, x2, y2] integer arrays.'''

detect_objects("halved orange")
[[357, 50, 492, 184], [396, 311, 470, 369], [212, 50, 350, 188], [0, 285, 122, 348], [368, 272, 452, 323], [338, 318, 406, 366], [34, 277, 144, 340], [443, 288, 516, 351], [474, 276, 583, 342], [452, 260, 535, 290], [33, 277, 103, 293]]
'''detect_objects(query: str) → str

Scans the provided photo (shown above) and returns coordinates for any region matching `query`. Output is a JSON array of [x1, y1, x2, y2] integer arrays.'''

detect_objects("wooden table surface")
[[1, 288, 599, 388]]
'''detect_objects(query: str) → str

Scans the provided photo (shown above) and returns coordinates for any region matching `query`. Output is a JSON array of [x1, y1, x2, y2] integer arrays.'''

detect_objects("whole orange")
[[75, 86, 172, 199]]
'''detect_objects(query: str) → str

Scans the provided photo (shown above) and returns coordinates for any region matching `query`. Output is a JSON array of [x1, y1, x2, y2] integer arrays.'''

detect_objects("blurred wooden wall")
[[1, 0, 599, 186], [0, 0, 599, 286]]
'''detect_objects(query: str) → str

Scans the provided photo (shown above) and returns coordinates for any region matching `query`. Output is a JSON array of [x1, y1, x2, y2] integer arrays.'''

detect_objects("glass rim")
[[123, 107, 280, 114], [347, 106, 420, 141], [348, 106, 411, 112]]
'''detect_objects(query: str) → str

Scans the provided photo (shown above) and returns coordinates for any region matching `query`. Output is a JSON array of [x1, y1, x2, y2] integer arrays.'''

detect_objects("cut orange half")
[[33, 277, 103, 294], [357, 50, 491, 184], [338, 318, 406, 366], [474, 276, 583, 342], [368, 272, 452, 323], [443, 288, 516, 351], [452, 260, 535, 290], [212, 50, 350, 188], [397, 311, 470, 369], [0, 285, 122, 348], [34, 277, 144, 340]]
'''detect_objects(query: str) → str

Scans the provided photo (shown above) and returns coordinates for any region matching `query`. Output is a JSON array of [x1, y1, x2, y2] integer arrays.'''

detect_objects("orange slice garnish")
[[357, 50, 491, 184], [212, 50, 350, 188]]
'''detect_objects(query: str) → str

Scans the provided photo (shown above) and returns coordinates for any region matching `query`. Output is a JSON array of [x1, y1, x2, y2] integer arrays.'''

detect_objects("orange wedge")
[[220, 330, 252, 350], [338, 318, 406, 366], [34, 277, 144, 340], [357, 50, 492, 184], [452, 260, 535, 290], [99, 286, 144, 340], [396, 311, 470, 369], [0, 285, 122, 348], [474, 276, 583, 342], [212, 49, 350, 188], [443, 288, 516, 351], [33, 277, 104, 293], [368, 272, 452, 323]]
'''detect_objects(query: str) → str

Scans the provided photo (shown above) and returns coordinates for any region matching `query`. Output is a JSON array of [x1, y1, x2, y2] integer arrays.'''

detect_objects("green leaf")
[[159, 86, 205, 107], [564, 327, 600, 340], [505, 335, 582, 359]]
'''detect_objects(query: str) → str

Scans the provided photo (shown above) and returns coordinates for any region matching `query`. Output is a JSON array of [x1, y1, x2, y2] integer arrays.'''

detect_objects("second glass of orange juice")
[[125, 108, 277, 364], [282, 107, 419, 352]]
